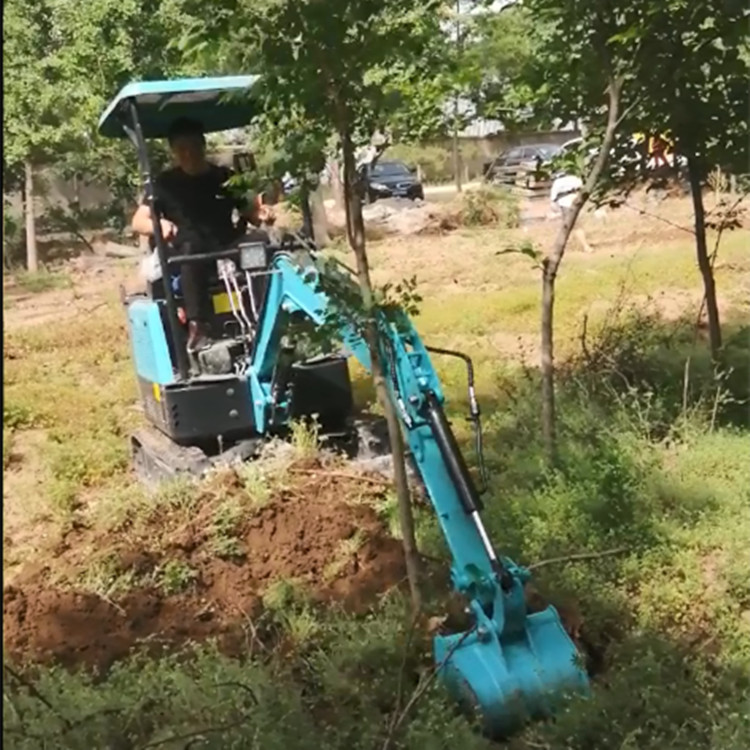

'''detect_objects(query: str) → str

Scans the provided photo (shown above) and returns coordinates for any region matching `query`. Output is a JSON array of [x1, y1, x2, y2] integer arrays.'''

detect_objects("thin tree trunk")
[[541, 77, 623, 465], [341, 128, 421, 612], [453, 0, 463, 193], [328, 158, 345, 212], [452, 113, 462, 194], [687, 156, 722, 359], [24, 160, 39, 272], [310, 184, 330, 248]]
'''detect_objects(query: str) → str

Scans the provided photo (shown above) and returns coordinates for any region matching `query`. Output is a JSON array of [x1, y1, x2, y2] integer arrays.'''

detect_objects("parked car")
[[361, 160, 425, 203], [484, 143, 562, 186]]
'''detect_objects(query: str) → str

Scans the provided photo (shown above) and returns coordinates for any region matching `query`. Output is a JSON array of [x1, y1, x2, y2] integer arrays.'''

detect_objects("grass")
[[4, 200, 750, 748], [12, 268, 73, 294], [155, 560, 199, 595]]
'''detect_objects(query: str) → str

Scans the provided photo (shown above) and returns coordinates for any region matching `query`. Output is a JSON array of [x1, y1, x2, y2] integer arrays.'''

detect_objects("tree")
[[181, 0, 450, 611], [4, 0, 195, 265], [491, 1, 747, 460], [486, 1, 635, 464], [465, 2, 552, 131], [3, 0, 82, 270], [604, 0, 750, 360]]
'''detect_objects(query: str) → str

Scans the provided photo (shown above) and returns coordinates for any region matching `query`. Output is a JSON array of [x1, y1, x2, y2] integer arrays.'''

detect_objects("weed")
[[151, 476, 200, 513], [289, 417, 321, 459], [284, 608, 324, 648], [13, 269, 72, 294], [323, 529, 368, 581], [208, 498, 245, 559], [3, 400, 41, 430], [235, 462, 273, 509], [262, 578, 310, 612], [156, 560, 199, 595], [93, 480, 148, 530], [78, 554, 138, 600], [47, 478, 80, 517], [458, 186, 520, 228]]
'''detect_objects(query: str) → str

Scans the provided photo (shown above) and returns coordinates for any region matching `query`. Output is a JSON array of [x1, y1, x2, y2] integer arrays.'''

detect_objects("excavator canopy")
[[97, 75, 261, 139]]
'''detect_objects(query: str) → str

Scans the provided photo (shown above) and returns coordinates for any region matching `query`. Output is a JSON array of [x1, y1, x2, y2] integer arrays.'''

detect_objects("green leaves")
[[4, 0, 195, 195], [178, 0, 450, 181]]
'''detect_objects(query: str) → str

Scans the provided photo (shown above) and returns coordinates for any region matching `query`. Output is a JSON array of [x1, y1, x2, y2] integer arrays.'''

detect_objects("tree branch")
[[528, 547, 629, 571], [382, 627, 476, 750]]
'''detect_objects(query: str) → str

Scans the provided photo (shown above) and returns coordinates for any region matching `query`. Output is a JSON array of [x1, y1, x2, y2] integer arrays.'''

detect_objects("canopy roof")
[[98, 75, 260, 139]]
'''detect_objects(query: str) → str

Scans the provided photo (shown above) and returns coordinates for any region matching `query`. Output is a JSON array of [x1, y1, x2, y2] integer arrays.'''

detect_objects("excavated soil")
[[3, 461, 406, 673]]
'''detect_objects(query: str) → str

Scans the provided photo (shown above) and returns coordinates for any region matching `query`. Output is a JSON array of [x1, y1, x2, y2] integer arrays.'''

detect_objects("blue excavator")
[[99, 75, 590, 737]]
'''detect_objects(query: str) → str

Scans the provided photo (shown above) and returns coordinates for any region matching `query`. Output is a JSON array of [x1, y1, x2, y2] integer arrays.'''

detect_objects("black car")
[[484, 143, 562, 185], [361, 160, 425, 203]]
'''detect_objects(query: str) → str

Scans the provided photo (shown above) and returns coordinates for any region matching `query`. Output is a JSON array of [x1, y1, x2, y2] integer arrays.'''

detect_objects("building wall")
[[436, 129, 581, 180]]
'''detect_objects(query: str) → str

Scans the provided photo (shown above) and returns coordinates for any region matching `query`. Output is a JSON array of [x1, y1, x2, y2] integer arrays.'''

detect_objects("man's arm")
[[131, 180, 177, 240], [240, 195, 275, 228], [223, 167, 274, 228]]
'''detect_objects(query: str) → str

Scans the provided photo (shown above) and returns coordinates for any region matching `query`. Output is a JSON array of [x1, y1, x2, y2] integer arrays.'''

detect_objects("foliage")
[[12, 269, 72, 294], [3, 0, 195, 237], [287, 257, 423, 358], [458, 186, 520, 227], [607, 0, 749, 181], [5, 307, 750, 749], [180, 0, 452, 183], [465, 3, 551, 130]]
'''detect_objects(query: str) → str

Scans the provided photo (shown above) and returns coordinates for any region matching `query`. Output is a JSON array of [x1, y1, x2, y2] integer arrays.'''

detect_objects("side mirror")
[[409, 165, 417, 174]]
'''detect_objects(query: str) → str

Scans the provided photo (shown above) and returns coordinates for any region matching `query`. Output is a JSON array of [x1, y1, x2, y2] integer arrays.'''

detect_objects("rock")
[[362, 197, 436, 236]]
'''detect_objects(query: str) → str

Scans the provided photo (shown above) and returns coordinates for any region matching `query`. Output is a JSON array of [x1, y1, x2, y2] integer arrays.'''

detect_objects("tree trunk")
[[310, 184, 330, 248], [540, 77, 623, 466], [540, 255, 557, 462], [452, 103, 462, 194], [328, 158, 345, 212], [341, 129, 421, 612], [24, 160, 39, 272], [687, 156, 722, 359]]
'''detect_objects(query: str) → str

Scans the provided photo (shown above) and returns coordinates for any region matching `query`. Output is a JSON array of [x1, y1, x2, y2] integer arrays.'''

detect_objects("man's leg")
[[180, 260, 213, 351]]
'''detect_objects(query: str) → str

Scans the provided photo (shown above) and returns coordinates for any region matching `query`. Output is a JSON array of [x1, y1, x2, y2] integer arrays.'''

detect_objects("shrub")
[[457, 186, 520, 228]]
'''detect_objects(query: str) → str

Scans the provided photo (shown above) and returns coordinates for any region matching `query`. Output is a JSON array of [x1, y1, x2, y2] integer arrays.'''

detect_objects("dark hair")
[[167, 117, 205, 145]]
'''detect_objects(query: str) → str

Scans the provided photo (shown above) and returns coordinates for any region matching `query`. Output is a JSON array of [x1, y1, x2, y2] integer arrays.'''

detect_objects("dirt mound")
[[3, 461, 405, 673]]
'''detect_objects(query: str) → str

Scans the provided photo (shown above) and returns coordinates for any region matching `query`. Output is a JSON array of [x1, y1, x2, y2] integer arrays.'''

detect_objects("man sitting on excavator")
[[131, 117, 272, 353]]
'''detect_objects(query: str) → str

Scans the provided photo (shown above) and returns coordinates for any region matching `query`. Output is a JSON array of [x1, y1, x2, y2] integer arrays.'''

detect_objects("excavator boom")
[[249, 250, 590, 736]]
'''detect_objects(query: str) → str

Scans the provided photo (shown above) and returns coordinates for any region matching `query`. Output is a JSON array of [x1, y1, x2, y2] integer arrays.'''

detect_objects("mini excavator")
[[99, 75, 590, 737]]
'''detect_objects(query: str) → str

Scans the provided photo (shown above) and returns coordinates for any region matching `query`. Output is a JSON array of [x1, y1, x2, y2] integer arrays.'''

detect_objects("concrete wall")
[[435, 129, 581, 181]]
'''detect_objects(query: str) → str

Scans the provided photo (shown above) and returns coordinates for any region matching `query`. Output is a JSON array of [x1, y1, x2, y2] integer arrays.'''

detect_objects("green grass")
[[12, 268, 73, 294], [4, 218, 750, 748]]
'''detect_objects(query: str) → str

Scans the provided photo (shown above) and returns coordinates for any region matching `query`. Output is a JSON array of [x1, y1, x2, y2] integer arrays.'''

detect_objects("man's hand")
[[159, 219, 177, 241]]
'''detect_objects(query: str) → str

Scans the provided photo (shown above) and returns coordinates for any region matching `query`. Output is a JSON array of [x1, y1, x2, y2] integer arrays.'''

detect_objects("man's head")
[[167, 117, 207, 174]]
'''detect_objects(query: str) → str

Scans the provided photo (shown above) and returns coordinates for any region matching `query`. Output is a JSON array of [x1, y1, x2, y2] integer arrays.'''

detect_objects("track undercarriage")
[[130, 416, 396, 489]]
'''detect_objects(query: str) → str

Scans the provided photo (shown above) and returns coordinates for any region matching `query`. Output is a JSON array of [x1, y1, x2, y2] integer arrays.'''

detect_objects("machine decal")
[[212, 291, 240, 315]]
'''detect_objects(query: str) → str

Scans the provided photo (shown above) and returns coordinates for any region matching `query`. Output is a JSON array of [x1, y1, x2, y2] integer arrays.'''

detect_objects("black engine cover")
[[288, 356, 354, 433]]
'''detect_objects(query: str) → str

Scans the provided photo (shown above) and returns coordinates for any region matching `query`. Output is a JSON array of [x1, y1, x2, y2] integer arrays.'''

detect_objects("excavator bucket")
[[433, 601, 589, 737]]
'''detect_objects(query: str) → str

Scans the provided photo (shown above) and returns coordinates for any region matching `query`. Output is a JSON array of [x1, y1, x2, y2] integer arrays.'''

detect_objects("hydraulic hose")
[[425, 346, 490, 493]]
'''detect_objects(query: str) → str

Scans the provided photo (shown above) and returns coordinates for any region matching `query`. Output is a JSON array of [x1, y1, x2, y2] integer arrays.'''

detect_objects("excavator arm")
[[249, 249, 589, 736]]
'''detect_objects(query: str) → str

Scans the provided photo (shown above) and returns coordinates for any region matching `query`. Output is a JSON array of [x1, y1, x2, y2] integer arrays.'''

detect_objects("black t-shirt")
[[146, 164, 248, 254]]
